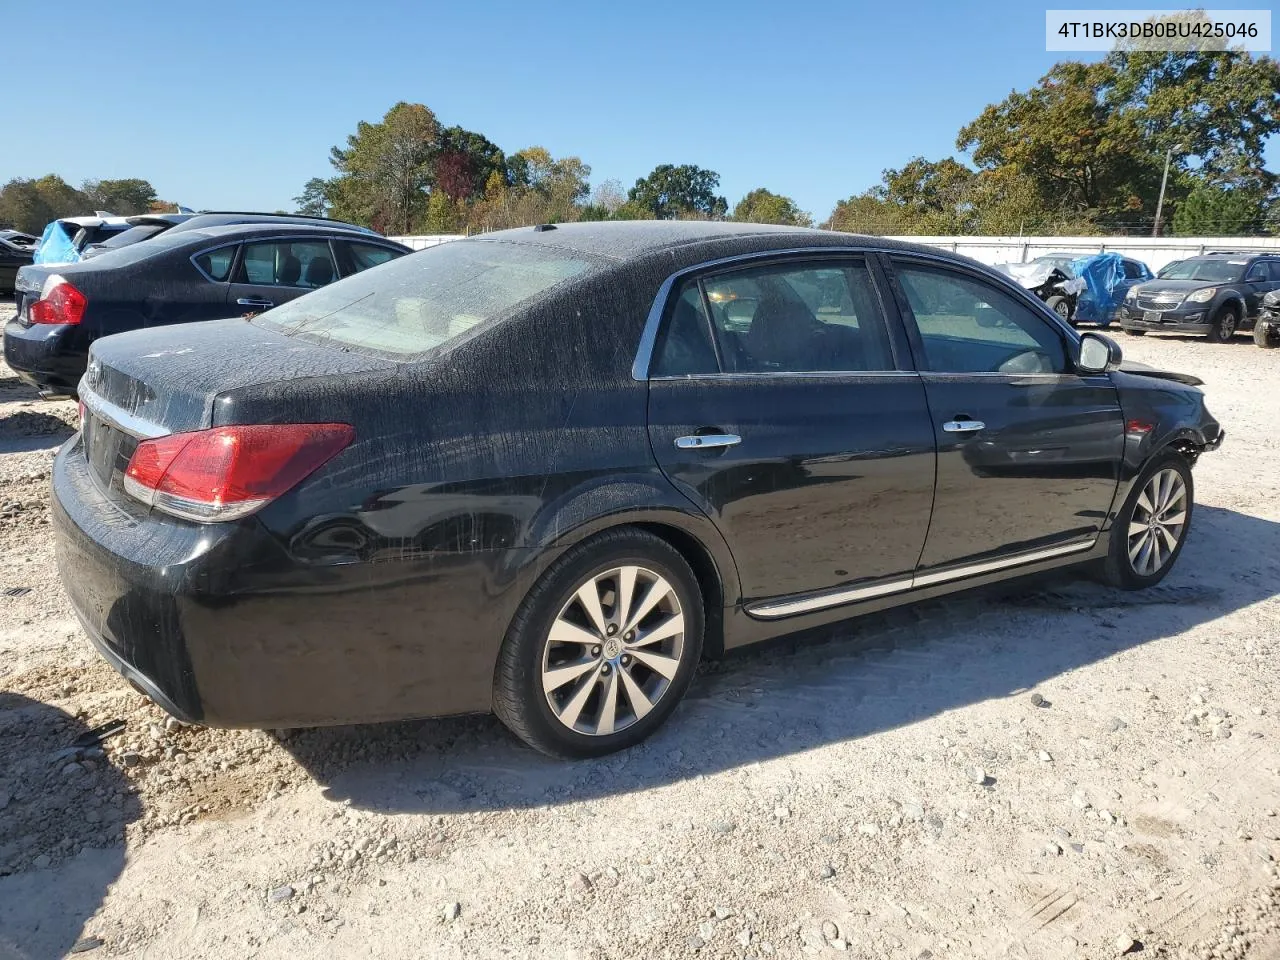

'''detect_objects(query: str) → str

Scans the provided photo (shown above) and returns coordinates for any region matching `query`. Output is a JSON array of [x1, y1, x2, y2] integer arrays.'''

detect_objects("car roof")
[[1189, 251, 1274, 260], [172, 222, 404, 245], [473, 220, 952, 264]]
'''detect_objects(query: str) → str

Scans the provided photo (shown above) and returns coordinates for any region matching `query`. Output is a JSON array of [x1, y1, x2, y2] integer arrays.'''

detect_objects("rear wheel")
[[1207, 304, 1239, 343], [493, 529, 704, 758], [1099, 453, 1193, 590], [1254, 320, 1280, 349]]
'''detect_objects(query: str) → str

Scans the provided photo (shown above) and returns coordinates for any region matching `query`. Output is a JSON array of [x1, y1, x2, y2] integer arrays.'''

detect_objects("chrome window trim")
[[650, 370, 920, 383], [746, 537, 1096, 620], [631, 245, 881, 381], [189, 242, 240, 284], [78, 384, 169, 440]]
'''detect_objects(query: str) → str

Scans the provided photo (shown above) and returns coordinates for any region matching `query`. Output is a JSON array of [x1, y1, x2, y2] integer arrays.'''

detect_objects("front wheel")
[[493, 528, 704, 758], [1046, 295, 1072, 324], [1099, 453, 1194, 590], [1207, 304, 1239, 343], [1254, 319, 1280, 349]]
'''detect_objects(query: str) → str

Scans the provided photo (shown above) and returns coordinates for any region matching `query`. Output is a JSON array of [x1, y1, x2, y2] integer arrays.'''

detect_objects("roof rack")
[[1204, 249, 1269, 256]]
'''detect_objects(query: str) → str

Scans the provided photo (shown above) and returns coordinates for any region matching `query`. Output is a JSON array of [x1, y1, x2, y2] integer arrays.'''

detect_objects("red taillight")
[[1125, 419, 1155, 437], [123, 423, 354, 522], [30, 277, 87, 325]]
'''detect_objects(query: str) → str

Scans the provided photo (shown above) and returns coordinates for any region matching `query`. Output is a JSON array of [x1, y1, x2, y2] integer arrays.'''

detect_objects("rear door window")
[[194, 245, 238, 282], [697, 260, 895, 373], [239, 240, 338, 288]]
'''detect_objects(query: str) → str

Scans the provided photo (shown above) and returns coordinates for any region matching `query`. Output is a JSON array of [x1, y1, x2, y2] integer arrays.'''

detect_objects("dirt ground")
[[2, 301, 1280, 960]]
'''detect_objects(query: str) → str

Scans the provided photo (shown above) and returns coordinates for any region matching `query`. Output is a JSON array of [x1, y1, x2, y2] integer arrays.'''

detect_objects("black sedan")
[[51, 222, 1222, 758], [0, 230, 38, 294], [79, 211, 378, 260], [5, 223, 409, 395]]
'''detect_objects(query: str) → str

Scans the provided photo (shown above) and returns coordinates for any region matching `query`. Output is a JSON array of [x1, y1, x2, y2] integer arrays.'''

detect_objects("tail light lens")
[[123, 423, 354, 522], [29, 276, 87, 325]]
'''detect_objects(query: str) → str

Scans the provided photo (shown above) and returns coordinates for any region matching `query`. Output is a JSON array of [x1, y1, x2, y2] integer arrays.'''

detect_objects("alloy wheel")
[[1126, 468, 1188, 577], [541, 565, 685, 736]]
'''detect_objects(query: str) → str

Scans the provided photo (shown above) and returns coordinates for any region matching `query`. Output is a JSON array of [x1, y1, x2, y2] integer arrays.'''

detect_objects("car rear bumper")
[[4, 318, 86, 394], [53, 435, 516, 728]]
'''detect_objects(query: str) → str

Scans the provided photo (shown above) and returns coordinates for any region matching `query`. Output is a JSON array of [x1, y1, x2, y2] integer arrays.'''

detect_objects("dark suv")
[[1117, 252, 1280, 342]]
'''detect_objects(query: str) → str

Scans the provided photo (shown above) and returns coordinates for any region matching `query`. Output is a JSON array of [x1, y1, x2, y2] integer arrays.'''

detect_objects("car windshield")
[[1158, 259, 1246, 282], [254, 239, 600, 357], [1032, 255, 1075, 276], [94, 224, 169, 249]]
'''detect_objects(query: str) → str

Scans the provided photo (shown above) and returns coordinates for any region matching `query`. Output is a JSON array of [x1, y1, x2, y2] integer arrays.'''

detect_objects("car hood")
[[1117, 359, 1203, 387], [1134, 279, 1220, 295]]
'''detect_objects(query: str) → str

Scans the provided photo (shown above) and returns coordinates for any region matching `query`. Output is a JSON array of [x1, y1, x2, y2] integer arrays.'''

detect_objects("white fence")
[[389, 234, 463, 250], [389, 232, 1280, 273], [885, 235, 1280, 272]]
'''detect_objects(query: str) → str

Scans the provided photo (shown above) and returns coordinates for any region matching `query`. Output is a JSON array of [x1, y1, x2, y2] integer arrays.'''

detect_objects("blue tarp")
[[1066, 253, 1129, 325], [32, 221, 80, 265]]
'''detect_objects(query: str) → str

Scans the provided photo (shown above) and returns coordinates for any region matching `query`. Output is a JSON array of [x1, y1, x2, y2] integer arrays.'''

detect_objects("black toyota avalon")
[[52, 222, 1222, 758]]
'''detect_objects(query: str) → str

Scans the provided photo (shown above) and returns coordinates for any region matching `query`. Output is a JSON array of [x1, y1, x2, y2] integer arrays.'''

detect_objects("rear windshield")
[[254, 239, 599, 357], [1158, 259, 1246, 282], [96, 224, 168, 249], [71, 228, 208, 268]]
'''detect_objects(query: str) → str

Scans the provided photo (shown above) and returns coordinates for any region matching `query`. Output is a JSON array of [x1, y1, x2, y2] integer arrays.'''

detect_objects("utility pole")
[[1153, 144, 1178, 237]]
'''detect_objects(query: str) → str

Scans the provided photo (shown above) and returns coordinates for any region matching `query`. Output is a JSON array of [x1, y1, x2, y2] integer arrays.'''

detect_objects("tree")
[[1173, 184, 1264, 235], [731, 188, 812, 226], [0, 175, 89, 233], [82, 178, 158, 215], [588, 178, 626, 214], [434, 126, 506, 202], [327, 102, 441, 234], [627, 164, 727, 220], [423, 190, 464, 233], [293, 177, 330, 217]]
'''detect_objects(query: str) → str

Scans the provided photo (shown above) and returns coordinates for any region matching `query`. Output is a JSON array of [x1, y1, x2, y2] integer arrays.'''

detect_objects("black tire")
[[1254, 321, 1280, 349], [493, 528, 704, 758], [1046, 295, 1072, 324], [1207, 304, 1239, 343], [1123, 328, 1146, 336], [1098, 452, 1194, 590]]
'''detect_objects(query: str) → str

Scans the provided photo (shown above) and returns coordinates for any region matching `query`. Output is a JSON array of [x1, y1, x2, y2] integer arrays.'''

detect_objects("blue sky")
[[4, 0, 1275, 222]]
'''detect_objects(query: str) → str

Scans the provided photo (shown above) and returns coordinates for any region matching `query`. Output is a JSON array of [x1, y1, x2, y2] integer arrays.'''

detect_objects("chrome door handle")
[[675, 433, 741, 450], [237, 298, 274, 308], [942, 420, 985, 433]]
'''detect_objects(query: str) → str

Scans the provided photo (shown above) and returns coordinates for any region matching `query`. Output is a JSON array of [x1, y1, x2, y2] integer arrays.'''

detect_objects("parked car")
[[0, 230, 38, 294], [994, 253, 1078, 320], [51, 222, 1223, 757], [79, 211, 378, 260], [1063, 253, 1153, 326], [1117, 251, 1280, 341], [5, 223, 408, 395], [33, 214, 134, 265], [1254, 289, 1280, 348]]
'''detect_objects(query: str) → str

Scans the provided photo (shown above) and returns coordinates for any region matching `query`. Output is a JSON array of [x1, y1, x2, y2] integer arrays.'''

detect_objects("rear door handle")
[[675, 433, 742, 450], [942, 420, 985, 433], [237, 298, 274, 309]]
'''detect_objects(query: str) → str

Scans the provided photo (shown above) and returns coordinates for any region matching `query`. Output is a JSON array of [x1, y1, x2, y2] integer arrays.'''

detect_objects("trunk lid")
[[78, 318, 393, 498]]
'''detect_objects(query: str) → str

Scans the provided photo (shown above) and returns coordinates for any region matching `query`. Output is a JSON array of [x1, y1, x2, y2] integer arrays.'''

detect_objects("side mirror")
[[1077, 332, 1122, 374]]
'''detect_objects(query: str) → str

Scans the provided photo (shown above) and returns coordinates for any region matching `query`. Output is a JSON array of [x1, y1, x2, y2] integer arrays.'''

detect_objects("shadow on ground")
[[274, 504, 1279, 814], [0, 695, 141, 960], [0, 409, 74, 455]]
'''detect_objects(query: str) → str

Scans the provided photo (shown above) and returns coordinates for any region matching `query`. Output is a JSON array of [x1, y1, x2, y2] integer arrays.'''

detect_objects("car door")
[[882, 255, 1124, 577], [645, 255, 936, 611], [1242, 260, 1280, 319], [226, 237, 340, 314]]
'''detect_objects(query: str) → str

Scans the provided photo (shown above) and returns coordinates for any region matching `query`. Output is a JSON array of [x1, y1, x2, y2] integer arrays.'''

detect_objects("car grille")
[[1135, 294, 1184, 310]]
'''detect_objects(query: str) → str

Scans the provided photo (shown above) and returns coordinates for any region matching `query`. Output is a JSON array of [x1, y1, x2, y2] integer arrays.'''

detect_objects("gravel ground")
[[2, 301, 1280, 960]]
